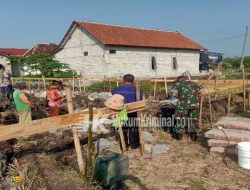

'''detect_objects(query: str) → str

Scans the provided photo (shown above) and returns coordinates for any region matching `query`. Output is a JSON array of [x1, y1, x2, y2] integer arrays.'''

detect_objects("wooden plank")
[[0, 101, 146, 141]]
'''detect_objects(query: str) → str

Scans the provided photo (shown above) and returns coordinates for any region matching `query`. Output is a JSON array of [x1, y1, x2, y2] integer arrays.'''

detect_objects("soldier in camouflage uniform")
[[171, 71, 202, 140]]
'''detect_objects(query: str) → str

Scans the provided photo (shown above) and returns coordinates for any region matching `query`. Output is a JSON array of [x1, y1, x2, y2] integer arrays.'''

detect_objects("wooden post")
[[227, 89, 231, 115], [243, 75, 246, 111], [42, 76, 46, 91], [108, 78, 112, 92], [248, 89, 250, 107], [116, 76, 119, 87], [65, 87, 85, 174], [86, 103, 94, 178], [208, 92, 213, 123], [78, 79, 82, 93], [28, 79, 31, 94], [240, 26, 248, 111], [37, 80, 40, 91], [118, 122, 126, 154], [164, 77, 168, 95], [103, 75, 106, 91], [153, 81, 157, 100], [199, 96, 203, 128], [136, 81, 144, 156], [72, 76, 75, 92]]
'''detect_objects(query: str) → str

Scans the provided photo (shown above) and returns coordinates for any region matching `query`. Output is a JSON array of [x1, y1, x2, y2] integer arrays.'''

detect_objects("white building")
[[55, 21, 205, 78], [0, 48, 28, 76]]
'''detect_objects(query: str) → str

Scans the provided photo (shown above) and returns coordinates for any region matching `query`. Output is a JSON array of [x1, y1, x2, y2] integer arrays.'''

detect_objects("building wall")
[[0, 55, 11, 70], [55, 26, 200, 78], [103, 46, 200, 78], [55, 26, 106, 77]]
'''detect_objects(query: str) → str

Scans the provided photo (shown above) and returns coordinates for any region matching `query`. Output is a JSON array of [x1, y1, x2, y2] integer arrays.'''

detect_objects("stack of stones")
[[205, 117, 250, 155]]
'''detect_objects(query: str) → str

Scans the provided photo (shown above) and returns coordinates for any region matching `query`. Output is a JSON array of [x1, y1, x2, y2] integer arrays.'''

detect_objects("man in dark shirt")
[[112, 74, 143, 149]]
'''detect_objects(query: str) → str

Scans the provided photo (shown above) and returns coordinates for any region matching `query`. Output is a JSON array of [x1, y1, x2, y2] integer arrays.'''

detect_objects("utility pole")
[[240, 26, 248, 111]]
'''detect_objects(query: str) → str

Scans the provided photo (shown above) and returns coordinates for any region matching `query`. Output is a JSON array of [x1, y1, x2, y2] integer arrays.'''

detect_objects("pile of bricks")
[[205, 117, 250, 155]]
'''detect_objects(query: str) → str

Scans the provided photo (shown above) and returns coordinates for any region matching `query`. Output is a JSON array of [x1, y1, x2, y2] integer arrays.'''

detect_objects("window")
[[84, 51, 88, 56], [151, 56, 157, 70], [172, 57, 177, 70], [109, 49, 116, 54]]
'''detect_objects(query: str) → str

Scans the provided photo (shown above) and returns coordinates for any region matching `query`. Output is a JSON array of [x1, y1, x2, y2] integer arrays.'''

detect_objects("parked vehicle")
[[199, 51, 223, 72]]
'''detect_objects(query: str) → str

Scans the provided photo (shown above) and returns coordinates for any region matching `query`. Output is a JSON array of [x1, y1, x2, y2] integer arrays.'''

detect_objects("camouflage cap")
[[182, 70, 191, 78]]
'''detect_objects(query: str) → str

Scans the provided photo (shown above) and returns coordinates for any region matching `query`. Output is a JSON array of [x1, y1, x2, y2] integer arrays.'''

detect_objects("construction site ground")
[[0, 89, 250, 190]]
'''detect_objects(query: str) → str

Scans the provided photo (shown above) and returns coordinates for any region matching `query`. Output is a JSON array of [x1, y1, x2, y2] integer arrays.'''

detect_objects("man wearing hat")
[[111, 74, 143, 149], [170, 71, 202, 140], [13, 82, 33, 123]]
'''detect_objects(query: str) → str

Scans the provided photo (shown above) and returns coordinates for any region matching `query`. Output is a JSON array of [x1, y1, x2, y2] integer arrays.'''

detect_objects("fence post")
[[65, 87, 85, 174]]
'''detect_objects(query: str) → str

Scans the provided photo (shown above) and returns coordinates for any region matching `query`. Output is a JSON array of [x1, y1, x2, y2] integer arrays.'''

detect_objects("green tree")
[[10, 54, 77, 78]]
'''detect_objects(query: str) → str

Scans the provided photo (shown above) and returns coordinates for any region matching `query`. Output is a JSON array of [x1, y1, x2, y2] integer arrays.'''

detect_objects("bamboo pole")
[[118, 121, 126, 154], [72, 76, 75, 92], [136, 81, 144, 156], [153, 81, 157, 100], [108, 78, 112, 92], [164, 77, 168, 95], [103, 75, 106, 91], [243, 67, 246, 111], [227, 89, 231, 115], [28, 79, 31, 94], [208, 93, 213, 123], [65, 87, 84, 174], [116, 76, 119, 87], [78, 79, 82, 93], [199, 96, 203, 128], [86, 103, 94, 178], [37, 80, 40, 91], [42, 76, 46, 91]]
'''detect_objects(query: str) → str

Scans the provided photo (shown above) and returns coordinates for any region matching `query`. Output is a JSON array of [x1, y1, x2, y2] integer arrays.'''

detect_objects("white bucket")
[[237, 142, 250, 170]]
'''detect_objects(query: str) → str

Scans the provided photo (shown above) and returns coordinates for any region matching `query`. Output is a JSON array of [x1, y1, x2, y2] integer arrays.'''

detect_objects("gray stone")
[[144, 144, 153, 154], [88, 92, 100, 101], [152, 144, 168, 155], [95, 138, 119, 154], [88, 92, 112, 101], [143, 131, 155, 143], [98, 92, 112, 100]]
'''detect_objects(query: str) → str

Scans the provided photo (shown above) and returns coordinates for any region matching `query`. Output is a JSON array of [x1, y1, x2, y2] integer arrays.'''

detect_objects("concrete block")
[[205, 129, 250, 142], [210, 147, 236, 155], [207, 139, 238, 148], [152, 144, 168, 155], [144, 144, 153, 154]]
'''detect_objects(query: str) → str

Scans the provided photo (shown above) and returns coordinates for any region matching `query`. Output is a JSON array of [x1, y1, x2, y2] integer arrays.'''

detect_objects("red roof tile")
[[73, 21, 205, 50], [25, 43, 59, 55], [0, 48, 28, 56]]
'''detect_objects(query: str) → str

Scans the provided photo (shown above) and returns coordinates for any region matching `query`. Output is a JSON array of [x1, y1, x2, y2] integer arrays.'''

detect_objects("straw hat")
[[104, 94, 124, 111]]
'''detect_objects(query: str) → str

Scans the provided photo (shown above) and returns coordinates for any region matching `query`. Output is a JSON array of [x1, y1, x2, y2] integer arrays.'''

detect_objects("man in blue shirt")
[[112, 74, 143, 149]]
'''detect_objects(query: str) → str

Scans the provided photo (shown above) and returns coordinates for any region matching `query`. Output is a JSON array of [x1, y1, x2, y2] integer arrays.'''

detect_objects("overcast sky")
[[0, 0, 249, 56]]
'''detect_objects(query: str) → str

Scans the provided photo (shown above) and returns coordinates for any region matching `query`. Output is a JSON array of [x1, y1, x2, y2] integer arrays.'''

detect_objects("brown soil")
[[0, 90, 249, 189]]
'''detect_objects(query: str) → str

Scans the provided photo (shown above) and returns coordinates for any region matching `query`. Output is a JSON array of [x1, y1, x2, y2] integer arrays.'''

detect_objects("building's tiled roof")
[[25, 43, 59, 55], [70, 21, 205, 50], [0, 48, 28, 56]]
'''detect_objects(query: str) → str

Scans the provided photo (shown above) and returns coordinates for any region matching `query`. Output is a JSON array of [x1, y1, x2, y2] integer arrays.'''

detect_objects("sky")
[[0, 0, 250, 56]]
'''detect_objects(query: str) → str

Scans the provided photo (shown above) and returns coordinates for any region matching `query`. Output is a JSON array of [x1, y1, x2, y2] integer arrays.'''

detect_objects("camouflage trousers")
[[174, 109, 199, 134]]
